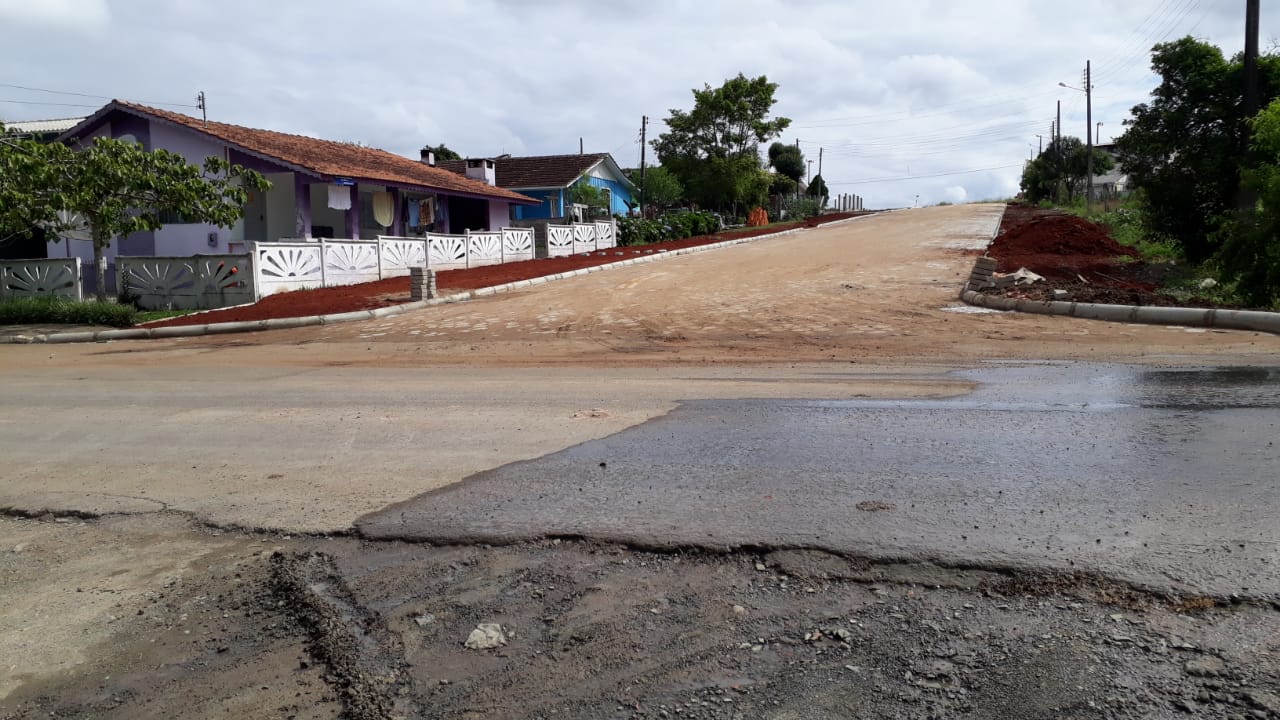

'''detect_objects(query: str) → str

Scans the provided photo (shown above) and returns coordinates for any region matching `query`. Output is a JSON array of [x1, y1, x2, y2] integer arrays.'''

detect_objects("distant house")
[[3, 117, 86, 143], [1091, 143, 1130, 202], [51, 100, 537, 266], [438, 153, 635, 221]]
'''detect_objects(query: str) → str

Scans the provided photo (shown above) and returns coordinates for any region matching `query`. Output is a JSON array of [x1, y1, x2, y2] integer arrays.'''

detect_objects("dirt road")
[[2, 204, 1278, 718]]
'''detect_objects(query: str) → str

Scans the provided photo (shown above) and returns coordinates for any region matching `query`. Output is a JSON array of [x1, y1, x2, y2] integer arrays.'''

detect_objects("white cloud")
[[942, 185, 969, 204], [0, 0, 1270, 207], [0, 0, 108, 28]]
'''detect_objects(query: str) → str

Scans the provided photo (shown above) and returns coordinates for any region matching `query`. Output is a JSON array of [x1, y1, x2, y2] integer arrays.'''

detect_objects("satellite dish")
[[41, 210, 92, 242]]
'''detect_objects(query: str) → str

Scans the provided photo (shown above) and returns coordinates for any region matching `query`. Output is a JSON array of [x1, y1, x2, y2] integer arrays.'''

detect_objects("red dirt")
[[985, 204, 1191, 306], [146, 213, 866, 328]]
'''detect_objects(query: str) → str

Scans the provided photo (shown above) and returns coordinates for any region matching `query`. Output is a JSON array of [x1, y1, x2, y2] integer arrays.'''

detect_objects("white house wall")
[[488, 201, 511, 231], [149, 121, 237, 255]]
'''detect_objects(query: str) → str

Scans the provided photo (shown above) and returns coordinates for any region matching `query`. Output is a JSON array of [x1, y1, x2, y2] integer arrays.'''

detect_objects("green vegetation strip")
[[0, 297, 138, 328]]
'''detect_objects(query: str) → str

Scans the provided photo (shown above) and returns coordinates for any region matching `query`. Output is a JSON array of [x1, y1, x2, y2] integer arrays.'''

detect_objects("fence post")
[[464, 229, 471, 269], [248, 243, 262, 302], [319, 238, 328, 287]]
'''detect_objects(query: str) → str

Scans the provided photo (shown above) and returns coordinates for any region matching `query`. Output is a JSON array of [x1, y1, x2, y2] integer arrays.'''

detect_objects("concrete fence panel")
[[322, 240, 380, 287], [118, 254, 253, 310], [547, 225, 574, 258], [467, 231, 503, 267], [572, 224, 597, 254], [0, 258, 82, 302], [427, 233, 468, 270], [594, 220, 616, 249], [378, 237, 428, 277], [256, 242, 324, 297], [502, 228, 534, 263]]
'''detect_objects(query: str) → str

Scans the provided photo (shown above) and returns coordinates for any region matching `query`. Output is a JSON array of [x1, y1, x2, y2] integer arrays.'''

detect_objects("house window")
[[157, 209, 190, 224]]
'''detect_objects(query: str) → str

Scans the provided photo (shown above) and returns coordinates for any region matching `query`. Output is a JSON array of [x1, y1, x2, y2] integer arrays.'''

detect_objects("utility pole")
[[806, 160, 814, 189], [818, 147, 823, 178], [197, 90, 207, 127], [1085, 60, 1094, 214], [1245, 0, 1261, 117], [639, 115, 647, 217], [1055, 100, 1063, 203], [1096, 121, 1104, 145], [1241, 0, 1261, 209], [1036, 134, 1044, 154]]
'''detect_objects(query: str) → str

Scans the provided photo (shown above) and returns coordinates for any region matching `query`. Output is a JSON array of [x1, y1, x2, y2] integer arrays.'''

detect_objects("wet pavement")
[[360, 363, 1280, 599]]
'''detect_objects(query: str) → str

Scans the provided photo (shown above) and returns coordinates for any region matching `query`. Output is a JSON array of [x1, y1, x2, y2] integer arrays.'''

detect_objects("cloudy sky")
[[0, 0, 1271, 208]]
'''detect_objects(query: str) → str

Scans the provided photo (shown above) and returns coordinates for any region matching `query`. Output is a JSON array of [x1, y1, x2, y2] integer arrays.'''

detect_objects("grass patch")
[[135, 309, 196, 323], [0, 296, 138, 327]]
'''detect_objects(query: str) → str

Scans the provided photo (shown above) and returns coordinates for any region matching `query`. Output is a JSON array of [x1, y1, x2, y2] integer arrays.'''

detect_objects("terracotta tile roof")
[[437, 153, 613, 189], [78, 101, 536, 204]]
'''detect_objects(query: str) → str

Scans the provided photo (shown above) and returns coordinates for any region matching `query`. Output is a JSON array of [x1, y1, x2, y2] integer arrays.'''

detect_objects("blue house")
[[439, 153, 635, 221]]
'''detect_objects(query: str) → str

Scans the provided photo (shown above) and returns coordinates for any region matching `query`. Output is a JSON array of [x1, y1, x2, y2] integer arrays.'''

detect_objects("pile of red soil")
[[985, 204, 1175, 304], [146, 212, 867, 328]]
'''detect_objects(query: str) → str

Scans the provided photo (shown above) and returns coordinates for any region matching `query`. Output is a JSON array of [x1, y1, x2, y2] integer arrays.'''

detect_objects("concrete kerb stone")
[[960, 286, 1280, 335], [1, 215, 878, 345]]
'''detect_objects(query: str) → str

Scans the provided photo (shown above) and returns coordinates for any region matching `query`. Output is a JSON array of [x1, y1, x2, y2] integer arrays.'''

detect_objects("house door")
[[243, 186, 267, 241], [448, 197, 489, 233]]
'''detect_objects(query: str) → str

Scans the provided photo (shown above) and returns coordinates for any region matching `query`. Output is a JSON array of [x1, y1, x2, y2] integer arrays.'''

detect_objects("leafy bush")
[[617, 211, 721, 246], [780, 196, 821, 220], [0, 296, 138, 327]]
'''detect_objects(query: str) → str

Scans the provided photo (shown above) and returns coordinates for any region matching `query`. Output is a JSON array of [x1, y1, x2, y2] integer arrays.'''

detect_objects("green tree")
[[1116, 37, 1280, 261], [653, 73, 791, 212], [631, 165, 684, 210], [1214, 99, 1280, 306], [0, 135, 269, 300], [1019, 136, 1113, 204], [422, 143, 462, 161], [767, 142, 805, 191], [806, 174, 830, 207], [768, 172, 797, 197]]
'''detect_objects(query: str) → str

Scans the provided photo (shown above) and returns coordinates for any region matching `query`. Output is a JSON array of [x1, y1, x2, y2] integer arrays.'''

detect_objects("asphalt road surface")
[[360, 363, 1280, 600]]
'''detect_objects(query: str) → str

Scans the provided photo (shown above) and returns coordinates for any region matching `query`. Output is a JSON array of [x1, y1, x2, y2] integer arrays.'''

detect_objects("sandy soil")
[[3, 204, 1279, 718]]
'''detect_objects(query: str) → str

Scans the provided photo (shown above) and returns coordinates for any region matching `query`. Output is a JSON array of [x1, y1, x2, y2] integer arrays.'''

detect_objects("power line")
[[0, 99, 103, 108], [0, 82, 199, 109], [793, 88, 1059, 129], [827, 163, 1025, 186]]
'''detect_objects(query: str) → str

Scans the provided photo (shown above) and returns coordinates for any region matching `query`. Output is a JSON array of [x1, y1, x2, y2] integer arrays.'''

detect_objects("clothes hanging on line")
[[420, 197, 436, 227], [406, 198, 420, 227], [372, 191, 393, 227], [327, 184, 352, 211]]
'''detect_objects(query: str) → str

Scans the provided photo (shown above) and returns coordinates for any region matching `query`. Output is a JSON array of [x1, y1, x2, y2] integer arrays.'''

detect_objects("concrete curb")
[[960, 205, 1280, 335], [960, 288, 1280, 335], [1, 214, 876, 345]]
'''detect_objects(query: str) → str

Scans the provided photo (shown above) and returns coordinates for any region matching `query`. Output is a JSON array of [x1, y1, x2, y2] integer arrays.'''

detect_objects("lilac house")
[[52, 100, 537, 266]]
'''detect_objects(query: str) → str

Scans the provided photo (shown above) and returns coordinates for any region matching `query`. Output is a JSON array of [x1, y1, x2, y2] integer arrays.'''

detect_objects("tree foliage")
[[768, 172, 797, 197], [1020, 136, 1114, 204], [0, 134, 268, 300], [1116, 37, 1280, 262], [768, 142, 805, 183], [1213, 99, 1280, 306], [422, 143, 462, 161], [653, 73, 790, 212], [806, 174, 830, 206], [631, 165, 684, 210]]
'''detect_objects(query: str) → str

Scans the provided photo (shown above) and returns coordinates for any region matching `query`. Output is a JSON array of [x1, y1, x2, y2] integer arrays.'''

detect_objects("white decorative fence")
[[118, 254, 254, 310], [0, 258, 83, 302], [2, 220, 615, 308], [254, 227, 544, 297], [547, 225, 575, 258]]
